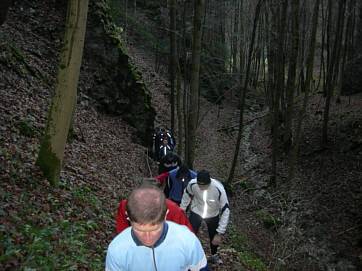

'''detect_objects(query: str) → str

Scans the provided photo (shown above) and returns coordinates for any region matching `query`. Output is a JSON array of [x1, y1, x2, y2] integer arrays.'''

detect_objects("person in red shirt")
[[116, 198, 195, 234]]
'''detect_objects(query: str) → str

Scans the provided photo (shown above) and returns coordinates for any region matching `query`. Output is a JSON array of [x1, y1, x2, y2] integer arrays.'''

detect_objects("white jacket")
[[180, 178, 230, 234]]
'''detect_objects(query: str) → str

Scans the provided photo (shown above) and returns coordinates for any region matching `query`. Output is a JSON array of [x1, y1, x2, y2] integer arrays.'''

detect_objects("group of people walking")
[[105, 126, 230, 271]]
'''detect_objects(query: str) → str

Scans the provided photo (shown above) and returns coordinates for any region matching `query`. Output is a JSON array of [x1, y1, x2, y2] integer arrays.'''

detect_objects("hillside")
[[1, 1, 361, 271]]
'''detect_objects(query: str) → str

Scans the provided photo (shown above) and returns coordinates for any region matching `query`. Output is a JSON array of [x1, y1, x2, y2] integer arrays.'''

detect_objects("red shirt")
[[116, 199, 195, 234]]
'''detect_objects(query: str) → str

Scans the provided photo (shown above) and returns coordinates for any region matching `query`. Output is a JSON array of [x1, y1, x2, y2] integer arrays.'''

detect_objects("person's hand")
[[211, 234, 222, 246]]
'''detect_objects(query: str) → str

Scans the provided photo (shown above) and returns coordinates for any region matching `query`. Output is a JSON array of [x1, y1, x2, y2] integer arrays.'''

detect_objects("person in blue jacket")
[[105, 184, 210, 271], [155, 163, 197, 205]]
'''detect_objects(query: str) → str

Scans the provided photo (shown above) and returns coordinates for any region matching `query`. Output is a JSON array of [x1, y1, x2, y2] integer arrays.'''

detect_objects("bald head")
[[126, 185, 167, 225]]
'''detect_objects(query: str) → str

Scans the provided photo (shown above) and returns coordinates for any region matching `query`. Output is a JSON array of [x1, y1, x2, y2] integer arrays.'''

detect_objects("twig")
[[336, 226, 359, 236], [144, 148, 153, 177], [217, 111, 269, 132]]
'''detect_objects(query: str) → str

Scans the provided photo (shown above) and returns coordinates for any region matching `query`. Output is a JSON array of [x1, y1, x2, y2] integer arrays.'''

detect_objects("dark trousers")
[[188, 211, 219, 255]]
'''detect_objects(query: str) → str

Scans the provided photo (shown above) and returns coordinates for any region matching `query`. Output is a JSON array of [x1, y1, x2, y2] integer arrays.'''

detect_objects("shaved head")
[[126, 185, 167, 225]]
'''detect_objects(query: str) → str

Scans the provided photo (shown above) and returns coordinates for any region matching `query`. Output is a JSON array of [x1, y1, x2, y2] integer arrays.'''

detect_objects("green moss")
[[9, 42, 24, 61], [118, 45, 128, 57], [36, 135, 61, 187], [128, 65, 140, 80], [255, 209, 280, 230], [16, 120, 36, 138]]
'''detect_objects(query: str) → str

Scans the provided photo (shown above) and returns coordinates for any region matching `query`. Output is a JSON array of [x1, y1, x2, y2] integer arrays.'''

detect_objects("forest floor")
[[1, 1, 361, 271]]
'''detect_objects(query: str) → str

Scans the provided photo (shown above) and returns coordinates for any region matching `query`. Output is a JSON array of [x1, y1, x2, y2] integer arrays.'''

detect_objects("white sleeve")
[[180, 182, 194, 211], [216, 185, 230, 234]]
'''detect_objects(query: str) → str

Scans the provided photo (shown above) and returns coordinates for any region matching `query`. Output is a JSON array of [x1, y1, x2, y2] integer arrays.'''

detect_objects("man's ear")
[[165, 209, 169, 219]]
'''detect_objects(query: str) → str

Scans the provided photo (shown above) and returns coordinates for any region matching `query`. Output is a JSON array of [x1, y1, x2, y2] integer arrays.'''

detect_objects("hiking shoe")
[[211, 254, 223, 265]]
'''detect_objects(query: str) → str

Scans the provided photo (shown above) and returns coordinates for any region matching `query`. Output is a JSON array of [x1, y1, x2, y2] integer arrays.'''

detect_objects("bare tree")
[[169, 0, 177, 134], [227, 0, 264, 184], [286, 0, 320, 195], [0, 0, 12, 25], [283, 0, 300, 153], [322, 0, 346, 146], [269, 0, 288, 186], [186, 0, 205, 169]]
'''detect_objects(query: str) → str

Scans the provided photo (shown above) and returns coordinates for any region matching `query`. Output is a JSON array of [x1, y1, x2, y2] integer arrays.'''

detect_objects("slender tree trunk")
[[232, 0, 240, 74], [0, 0, 12, 25], [270, 0, 288, 186], [322, 0, 346, 146], [169, 0, 177, 135], [181, 1, 189, 162], [36, 0, 89, 186], [286, 0, 320, 196], [227, 0, 263, 184], [176, 68, 183, 157], [283, 0, 300, 153], [186, 0, 205, 170]]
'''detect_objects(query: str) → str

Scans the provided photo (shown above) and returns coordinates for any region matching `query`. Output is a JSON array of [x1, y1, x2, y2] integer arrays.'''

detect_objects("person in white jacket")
[[180, 170, 230, 265]]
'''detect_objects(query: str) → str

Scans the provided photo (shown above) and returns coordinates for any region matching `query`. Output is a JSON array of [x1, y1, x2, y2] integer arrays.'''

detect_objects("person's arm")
[[168, 202, 195, 233], [216, 186, 230, 235], [187, 234, 210, 271], [178, 211, 195, 234], [116, 200, 130, 234], [155, 171, 170, 185], [163, 179, 171, 198], [190, 170, 197, 179], [180, 182, 193, 212], [105, 246, 125, 271], [176, 155, 182, 166]]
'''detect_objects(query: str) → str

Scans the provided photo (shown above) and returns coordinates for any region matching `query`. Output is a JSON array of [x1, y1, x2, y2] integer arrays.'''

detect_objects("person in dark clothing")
[[152, 126, 162, 161], [158, 136, 173, 160], [162, 129, 176, 151], [158, 151, 181, 175]]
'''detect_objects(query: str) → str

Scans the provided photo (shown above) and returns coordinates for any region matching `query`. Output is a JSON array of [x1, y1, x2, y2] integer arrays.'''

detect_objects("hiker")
[[116, 197, 195, 234], [162, 128, 176, 150], [106, 184, 210, 271], [155, 163, 197, 205], [158, 151, 181, 175], [180, 170, 230, 265], [152, 126, 163, 161], [158, 136, 172, 160]]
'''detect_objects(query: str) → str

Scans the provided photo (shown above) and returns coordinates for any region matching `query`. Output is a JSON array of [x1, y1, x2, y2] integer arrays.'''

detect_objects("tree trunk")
[[322, 0, 346, 146], [283, 0, 300, 153], [227, 0, 263, 184], [270, 0, 288, 186], [0, 0, 12, 25], [169, 0, 177, 135], [36, 0, 89, 186], [232, 0, 240, 74], [186, 0, 205, 170], [176, 68, 183, 157], [286, 0, 320, 195]]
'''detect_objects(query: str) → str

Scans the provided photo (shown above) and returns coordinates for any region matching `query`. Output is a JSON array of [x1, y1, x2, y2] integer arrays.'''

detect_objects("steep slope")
[[0, 1, 156, 270], [1, 1, 361, 271]]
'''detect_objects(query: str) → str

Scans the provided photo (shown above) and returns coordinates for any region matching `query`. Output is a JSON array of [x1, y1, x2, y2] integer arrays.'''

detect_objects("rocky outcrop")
[[83, 0, 156, 147]]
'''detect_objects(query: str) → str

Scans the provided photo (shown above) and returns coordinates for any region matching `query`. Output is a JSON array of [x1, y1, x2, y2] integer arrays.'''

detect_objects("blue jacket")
[[105, 222, 209, 271], [168, 168, 197, 203]]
